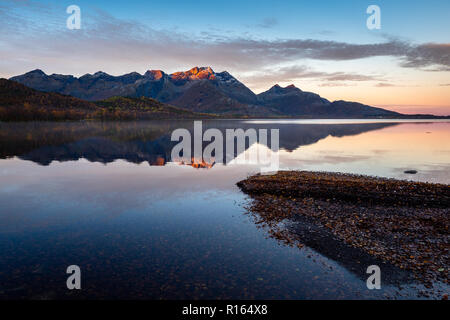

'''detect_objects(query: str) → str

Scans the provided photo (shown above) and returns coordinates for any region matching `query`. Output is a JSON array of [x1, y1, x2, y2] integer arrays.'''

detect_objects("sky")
[[0, 0, 449, 115]]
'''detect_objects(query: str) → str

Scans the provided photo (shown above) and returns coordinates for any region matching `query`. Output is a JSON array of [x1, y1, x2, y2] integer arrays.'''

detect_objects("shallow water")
[[0, 120, 448, 299]]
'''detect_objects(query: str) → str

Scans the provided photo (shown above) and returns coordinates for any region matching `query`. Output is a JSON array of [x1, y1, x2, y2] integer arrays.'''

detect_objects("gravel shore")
[[237, 171, 449, 289]]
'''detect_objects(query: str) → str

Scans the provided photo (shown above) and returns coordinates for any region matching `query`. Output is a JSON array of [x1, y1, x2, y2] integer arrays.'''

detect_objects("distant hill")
[[0, 79, 214, 121], [10, 67, 412, 118], [256, 84, 401, 118]]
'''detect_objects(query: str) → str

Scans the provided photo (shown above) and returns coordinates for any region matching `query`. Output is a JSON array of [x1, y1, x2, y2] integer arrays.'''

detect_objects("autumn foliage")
[[0, 79, 214, 121]]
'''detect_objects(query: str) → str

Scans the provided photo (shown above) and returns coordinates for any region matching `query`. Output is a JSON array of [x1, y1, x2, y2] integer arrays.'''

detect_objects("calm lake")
[[0, 119, 449, 299]]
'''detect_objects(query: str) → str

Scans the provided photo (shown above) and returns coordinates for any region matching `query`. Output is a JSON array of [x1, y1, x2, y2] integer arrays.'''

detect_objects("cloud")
[[313, 30, 335, 36], [374, 82, 421, 88], [240, 65, 382, 89], [326, 73, 380, 81], [217, 38, 450, 71], [1, 1, 449, 82], [375, 82, 396, 87], [318, 83, 354, 87], [400, 43, 450, 69], [256, 17, 278, 29]]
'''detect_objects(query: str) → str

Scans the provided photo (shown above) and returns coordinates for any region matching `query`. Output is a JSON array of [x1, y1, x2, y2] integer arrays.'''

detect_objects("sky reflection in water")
[[0, 120, 448, 299]]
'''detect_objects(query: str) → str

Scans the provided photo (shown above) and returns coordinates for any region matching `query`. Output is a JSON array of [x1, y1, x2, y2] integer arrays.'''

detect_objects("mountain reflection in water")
[[0, 120, 449, 300], [0, 120, 397, 166]]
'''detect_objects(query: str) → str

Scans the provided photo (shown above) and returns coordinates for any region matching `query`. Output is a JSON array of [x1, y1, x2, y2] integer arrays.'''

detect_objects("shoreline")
[[237, 171, 449, 295], [1, 116, 450, 123]]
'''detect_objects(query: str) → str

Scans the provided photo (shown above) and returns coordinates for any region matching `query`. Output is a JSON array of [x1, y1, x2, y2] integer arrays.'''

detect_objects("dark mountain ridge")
[[9, 67, 447, 118], [0, 78, 213, 121], [10, 67, 406, 118]]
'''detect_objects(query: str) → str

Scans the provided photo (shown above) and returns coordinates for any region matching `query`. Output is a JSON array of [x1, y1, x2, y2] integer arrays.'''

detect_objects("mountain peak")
[[171, 66, 216, 81], [285, 84, 302, 92], [93, 71, 110, 77], [268, 83, 301, 93], [188, 66, 214, 75], [145, 70, 165, 80], [268, 84, 282, 92], [27, 69, 46, 76]]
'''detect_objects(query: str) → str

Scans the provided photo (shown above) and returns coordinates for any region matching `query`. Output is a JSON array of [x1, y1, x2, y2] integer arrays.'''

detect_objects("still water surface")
[[0, 120, 449, 299]]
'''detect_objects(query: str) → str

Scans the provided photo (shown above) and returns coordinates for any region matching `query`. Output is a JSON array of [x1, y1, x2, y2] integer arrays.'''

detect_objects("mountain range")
[[9, 67, 409, 118]]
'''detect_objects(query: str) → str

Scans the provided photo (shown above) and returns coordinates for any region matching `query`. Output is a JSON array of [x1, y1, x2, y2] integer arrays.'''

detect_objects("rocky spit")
[[237, 171, 449, 291]]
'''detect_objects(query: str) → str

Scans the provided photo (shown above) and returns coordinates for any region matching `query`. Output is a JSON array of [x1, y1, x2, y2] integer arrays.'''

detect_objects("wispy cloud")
[[256, 17, 278, 29], [318, 83, 354, 87], [218, 38, 450, 71], [1, 1, 449, 83], [240, 65, 383, 89], [375, 82, 396, 87], [375, 82, 421, 88]]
